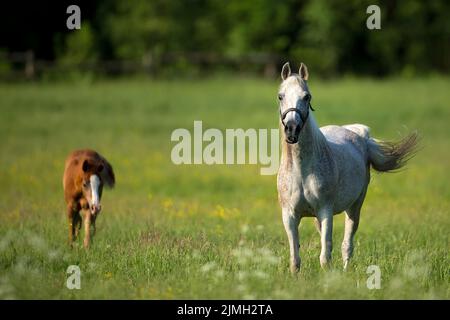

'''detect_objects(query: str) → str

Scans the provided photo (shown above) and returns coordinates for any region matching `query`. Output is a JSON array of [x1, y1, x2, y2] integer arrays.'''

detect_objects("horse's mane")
[[98, 154, 115, 188]]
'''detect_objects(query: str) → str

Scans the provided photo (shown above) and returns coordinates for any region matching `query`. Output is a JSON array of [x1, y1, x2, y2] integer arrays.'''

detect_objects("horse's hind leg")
[[342, 187, 366, 271], [342, 212, 359, 271], [67, 213, 75, 246]]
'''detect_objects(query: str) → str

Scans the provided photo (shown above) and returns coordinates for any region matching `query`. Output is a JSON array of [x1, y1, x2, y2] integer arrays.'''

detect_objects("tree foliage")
[[1, 0, 449, 77]]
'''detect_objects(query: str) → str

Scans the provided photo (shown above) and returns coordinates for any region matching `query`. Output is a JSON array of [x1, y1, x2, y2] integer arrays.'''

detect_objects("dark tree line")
[[1, 0, 449, 77]]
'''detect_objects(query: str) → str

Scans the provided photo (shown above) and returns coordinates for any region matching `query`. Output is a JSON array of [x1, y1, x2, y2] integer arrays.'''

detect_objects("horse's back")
[[320, 124, 369, 158], [63, 149, 115, 192], [66, 149, 101, 164]]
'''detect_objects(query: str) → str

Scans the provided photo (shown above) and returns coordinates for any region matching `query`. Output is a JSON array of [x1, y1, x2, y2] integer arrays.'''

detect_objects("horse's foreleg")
[[317, 208, 333, 269], [282, 208, 301, 273], [83, 210, 92, 249], [91, 214, 97, 237]]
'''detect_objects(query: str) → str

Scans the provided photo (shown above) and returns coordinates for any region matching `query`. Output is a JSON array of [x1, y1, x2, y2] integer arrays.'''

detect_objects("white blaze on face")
[[280, 77, 308, 124], [284, 94, 301, 124], [89, 174, 101, 208]]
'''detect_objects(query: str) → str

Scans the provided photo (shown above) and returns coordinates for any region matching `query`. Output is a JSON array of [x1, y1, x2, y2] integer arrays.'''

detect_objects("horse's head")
[[80, 159, 104, 215], [278, 62, 313, 144]]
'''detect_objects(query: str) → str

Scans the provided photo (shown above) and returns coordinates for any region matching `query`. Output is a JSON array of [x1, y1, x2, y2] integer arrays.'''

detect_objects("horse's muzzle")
[[284, 120, 300, 144], [286, 136, 298, 144], [90, 204, 101, 215]]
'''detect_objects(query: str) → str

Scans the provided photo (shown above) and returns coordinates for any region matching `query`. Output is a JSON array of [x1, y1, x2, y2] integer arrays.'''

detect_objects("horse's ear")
[[82, 160, 90, 172], [299, 62, 309, 80], [281, 62, 291, 80]]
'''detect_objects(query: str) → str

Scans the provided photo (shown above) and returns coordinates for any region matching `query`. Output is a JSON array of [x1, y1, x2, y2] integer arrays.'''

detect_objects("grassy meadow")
[[0, 76, 449, 299]]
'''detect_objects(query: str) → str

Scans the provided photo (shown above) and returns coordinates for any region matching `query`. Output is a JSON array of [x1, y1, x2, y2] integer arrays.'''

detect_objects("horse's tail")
[[367, 131, 420, 172]]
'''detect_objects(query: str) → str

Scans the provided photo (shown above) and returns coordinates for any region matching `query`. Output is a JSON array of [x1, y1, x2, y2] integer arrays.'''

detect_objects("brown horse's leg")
[[83, 210, 92, 248], [91, 214, 97, 237], [67, 204, 77, 247], [74, 212, 82, 239]]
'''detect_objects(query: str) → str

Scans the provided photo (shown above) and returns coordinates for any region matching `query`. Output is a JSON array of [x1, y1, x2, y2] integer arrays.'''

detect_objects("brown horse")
[[63, 149, 115, 248]]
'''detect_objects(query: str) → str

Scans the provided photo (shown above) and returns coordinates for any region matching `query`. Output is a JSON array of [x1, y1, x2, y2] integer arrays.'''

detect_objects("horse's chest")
[[296, 180, 319, 216], [278, 175, 316, 216]]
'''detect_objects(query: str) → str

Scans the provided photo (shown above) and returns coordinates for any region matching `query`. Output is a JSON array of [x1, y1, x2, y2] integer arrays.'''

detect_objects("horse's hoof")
[[290, 262, 300, 274], [343, 260, 350, 271], [320, 255, 331, 270]]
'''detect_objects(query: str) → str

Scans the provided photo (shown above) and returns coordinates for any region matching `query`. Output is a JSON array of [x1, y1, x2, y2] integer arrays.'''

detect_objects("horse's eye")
[[304, 93, 311, 101], [278, 93, 284, 101], [83, 181, 89, 188]]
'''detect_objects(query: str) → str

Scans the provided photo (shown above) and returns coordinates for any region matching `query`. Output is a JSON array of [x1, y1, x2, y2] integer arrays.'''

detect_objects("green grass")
[[0, 76, 449, 299]]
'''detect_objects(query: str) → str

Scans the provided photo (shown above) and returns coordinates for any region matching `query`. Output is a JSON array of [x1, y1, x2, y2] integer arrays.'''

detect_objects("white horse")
[[277, 62, 418, 272]]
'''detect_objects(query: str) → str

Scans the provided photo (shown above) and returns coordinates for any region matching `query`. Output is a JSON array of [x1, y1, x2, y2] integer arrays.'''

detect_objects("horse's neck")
[[281, 115, 329, 171]]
